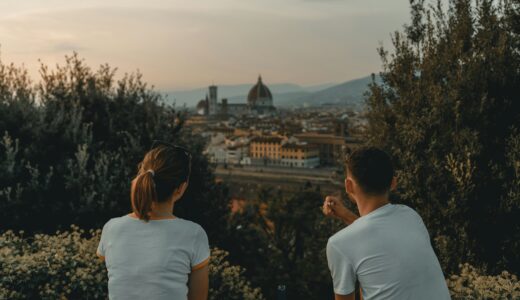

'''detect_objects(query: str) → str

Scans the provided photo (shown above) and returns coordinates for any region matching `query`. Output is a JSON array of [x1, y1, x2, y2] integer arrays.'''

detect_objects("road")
[[214, 165, 344, 199]]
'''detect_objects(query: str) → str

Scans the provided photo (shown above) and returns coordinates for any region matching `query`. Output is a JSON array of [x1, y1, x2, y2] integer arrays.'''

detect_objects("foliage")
[[0, 227, 264, 300], [209, 248, 265, 300], [0, 53, 230, 244], [364, 0, 520, 275], [447, 263, 520, 299], [223, 186, 345, 300]]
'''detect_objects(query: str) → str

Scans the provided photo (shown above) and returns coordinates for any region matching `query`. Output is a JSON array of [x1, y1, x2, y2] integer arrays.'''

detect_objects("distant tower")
[[208, 85, 218, 115]]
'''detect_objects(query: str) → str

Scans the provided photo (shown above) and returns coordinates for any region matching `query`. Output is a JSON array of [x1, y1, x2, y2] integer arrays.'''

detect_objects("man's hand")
[[322, 195, 359, 225]]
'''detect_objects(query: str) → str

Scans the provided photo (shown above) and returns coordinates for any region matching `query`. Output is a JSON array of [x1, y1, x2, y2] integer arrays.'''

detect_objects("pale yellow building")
[[250, 136, 283, 164], [249, 136, 319, 168], [281, 143, 319, 168]]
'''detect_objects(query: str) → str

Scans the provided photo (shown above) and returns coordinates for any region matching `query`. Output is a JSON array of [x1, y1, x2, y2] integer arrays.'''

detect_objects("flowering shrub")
[[447, 263, 520, 299], [4, 226, 520, 300], [209, 248, 265, 300], [0, 226, 264, 300]]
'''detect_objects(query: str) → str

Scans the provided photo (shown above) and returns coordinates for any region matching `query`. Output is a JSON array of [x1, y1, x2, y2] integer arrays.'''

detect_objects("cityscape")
[[185, 76, 364, 199]]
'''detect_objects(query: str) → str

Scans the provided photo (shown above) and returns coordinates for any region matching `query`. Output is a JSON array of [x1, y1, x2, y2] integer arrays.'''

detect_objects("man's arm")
[[322, 195, 359, 225]]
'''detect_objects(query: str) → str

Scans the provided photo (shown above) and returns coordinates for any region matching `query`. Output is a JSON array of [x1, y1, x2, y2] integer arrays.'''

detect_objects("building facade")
[[280, 143, 320, 168], [249, 136, 319, 168], [197, 75, 276, 117]]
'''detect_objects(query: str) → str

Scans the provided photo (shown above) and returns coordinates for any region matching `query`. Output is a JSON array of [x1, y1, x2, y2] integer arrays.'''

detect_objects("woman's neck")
[[151, 201, 175, 217], [129, 200, 176, 220]]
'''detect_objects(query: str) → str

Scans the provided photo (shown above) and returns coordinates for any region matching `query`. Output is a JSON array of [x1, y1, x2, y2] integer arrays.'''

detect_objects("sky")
[[0, 0, 413, 90]]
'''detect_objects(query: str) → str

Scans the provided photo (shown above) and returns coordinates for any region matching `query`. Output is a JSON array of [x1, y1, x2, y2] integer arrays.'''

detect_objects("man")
[[323, 147, 450, 300]]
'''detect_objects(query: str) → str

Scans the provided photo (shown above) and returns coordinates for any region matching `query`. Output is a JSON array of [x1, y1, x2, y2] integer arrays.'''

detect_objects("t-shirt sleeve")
[[96, 221, 110, 258], [326, 240, 356, 295], [409, 208, 431, 240], [190, 226, 210, 271]]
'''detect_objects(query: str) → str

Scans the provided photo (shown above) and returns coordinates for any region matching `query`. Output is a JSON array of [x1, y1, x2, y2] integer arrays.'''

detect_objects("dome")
[[196, 99, 208, 109], [247, 75, 273, 106], [196, 98, 208, 115]]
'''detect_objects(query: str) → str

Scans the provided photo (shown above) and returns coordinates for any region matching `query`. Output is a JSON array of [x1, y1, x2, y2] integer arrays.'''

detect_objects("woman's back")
[[97, 214, 210, 300]]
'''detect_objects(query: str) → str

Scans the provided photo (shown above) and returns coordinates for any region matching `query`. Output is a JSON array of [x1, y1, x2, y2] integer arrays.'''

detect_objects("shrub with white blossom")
[[447, 263, 520, 300], [0, 226, 264, 300], [2, 226, 519, 299]]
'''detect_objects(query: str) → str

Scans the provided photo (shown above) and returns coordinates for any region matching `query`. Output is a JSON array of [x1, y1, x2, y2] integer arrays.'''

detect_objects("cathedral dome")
[[247, 75, 273, 106]]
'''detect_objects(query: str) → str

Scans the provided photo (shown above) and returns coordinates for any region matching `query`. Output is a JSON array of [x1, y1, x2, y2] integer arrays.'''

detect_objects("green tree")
[[365, 0, 520, 274], [225, 186, 344, 300], [0, 53, 230, 245]]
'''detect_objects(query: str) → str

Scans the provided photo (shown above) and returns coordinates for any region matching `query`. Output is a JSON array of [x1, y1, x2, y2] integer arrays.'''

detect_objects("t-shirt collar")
[[355, 202, 392, 222]]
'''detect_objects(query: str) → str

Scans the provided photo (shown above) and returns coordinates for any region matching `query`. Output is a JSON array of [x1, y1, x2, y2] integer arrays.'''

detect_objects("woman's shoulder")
[[174, 218, 206, 234], [100, 215, 128, 232]]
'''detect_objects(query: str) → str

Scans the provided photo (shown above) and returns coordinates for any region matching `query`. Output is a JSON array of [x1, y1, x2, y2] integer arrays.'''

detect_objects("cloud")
[[0, 0, 410, 89], [51, 41, 86, 53]]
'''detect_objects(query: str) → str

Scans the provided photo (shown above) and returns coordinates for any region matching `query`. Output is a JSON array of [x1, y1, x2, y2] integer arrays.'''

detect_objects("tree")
[[0, 53, 230, 245], [365, 0, 520, 274], [224, 186, 344, 299]]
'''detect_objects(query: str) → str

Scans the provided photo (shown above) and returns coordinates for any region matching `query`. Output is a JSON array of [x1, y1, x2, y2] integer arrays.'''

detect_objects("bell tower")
[[208, 85, 218, 115]]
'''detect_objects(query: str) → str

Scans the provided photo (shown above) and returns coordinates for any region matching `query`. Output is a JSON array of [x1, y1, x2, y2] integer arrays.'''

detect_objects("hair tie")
[[146, 169, 155, 177]]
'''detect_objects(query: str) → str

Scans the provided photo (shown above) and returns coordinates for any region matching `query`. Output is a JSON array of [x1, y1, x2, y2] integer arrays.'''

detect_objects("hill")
[[163, 75, 379, 110], [276, 75, 380, 109]]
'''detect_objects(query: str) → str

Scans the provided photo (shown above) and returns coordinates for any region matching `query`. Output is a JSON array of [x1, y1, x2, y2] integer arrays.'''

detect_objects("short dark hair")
[[345, 146, 394, 195]]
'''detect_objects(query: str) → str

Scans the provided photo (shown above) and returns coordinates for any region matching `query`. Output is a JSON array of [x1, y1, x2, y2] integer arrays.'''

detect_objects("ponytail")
[[130, 144, 191, 222], [131, 171, 157, 222]]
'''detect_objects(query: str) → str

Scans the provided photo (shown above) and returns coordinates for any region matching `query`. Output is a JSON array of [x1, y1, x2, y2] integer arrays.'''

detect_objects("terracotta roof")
[[281, 143, 318, 150], [250, 136, 283, 144]]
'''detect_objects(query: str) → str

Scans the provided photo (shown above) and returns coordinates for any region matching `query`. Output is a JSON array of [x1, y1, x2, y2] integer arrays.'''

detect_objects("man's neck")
[[356, 194, 390, 217]]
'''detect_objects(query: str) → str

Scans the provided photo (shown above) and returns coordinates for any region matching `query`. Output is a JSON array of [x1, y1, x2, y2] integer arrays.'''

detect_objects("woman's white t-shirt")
[[97, 214, 210, 300]]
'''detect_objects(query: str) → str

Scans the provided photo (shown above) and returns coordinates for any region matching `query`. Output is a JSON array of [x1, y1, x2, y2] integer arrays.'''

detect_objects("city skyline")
[[1, 0, 413, 90]]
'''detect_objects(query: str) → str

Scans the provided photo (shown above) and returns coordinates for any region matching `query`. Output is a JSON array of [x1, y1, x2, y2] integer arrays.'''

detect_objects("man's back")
[[326, 203, 450, 300]]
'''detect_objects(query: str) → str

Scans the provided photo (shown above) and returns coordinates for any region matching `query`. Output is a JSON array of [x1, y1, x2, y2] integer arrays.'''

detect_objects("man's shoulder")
[[394, 203, 416, 212], [328, 219, 367, 246], [393, 204, 424, 220]]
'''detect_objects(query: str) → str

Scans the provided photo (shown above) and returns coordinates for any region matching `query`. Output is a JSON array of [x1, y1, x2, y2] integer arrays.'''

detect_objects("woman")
[[96, 142, 209, 300]]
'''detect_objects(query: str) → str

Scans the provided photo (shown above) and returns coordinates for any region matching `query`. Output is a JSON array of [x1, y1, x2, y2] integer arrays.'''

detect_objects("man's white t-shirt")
[[97, 214, 210, 300], [326, 203, 451, 300]]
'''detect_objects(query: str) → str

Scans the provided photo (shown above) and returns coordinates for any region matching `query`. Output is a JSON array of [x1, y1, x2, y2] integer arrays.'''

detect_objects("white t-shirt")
[[326, 203, 451, 300], [97, 214, 210, 300]]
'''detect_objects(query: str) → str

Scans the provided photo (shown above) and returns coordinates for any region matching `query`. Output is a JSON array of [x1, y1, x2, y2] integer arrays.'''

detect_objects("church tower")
[[208, 85, 218, 115]]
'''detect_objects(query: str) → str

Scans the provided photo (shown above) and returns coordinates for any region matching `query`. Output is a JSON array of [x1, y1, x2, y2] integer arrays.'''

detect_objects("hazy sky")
[[0, 0, 412, 90]]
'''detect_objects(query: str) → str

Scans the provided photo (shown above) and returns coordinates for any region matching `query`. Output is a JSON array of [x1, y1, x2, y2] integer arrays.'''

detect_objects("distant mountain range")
[[162, 75, 380, 110]]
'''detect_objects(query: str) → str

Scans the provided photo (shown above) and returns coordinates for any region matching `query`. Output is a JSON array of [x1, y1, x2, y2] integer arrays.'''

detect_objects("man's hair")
[[345, 146, 394, 195]]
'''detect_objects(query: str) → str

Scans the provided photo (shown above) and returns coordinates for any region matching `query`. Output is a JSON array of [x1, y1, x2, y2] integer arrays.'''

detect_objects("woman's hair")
[[131, 145, 191, 222]]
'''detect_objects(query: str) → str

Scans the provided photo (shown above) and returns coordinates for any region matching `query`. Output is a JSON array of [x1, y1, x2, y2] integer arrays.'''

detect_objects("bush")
[[447, 263, 520, 299], [222, 187, 345, 299], [0, 227, 264, 300], [0, 53, 231, 245], [4, 227, 518, 300]]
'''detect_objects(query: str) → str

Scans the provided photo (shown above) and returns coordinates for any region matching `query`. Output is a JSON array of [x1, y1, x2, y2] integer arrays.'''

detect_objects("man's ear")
[[390, 176, 397, 191], [345, 177, 355, 195]]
